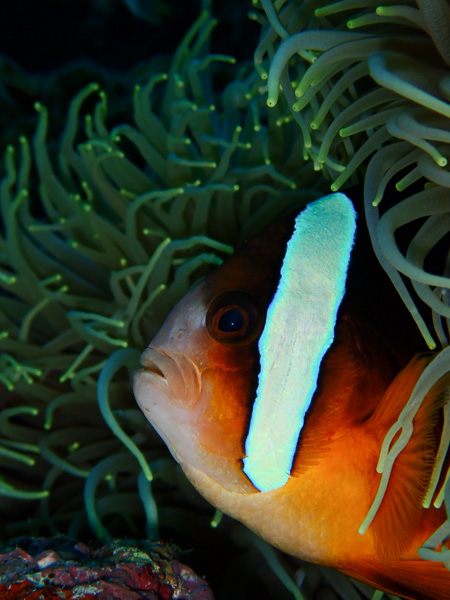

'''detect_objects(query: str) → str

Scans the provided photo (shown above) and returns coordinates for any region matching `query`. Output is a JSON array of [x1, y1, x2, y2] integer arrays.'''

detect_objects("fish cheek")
[[196, 347, 258, 460]]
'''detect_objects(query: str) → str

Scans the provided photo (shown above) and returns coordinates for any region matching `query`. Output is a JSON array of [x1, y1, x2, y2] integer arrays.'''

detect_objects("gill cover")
[[243, 193, 356, 492]]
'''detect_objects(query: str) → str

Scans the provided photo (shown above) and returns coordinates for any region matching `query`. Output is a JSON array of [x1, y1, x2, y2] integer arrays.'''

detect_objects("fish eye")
[[206, 291, 263, 346], [218, 308, 245, 333]]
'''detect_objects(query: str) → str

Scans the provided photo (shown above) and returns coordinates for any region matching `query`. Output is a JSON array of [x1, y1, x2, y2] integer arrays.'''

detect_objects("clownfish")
[[133, 193, 450, 600]]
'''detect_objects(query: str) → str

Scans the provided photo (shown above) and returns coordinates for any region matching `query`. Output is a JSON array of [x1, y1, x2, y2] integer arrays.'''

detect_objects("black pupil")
[[217, 308, 245, 333]]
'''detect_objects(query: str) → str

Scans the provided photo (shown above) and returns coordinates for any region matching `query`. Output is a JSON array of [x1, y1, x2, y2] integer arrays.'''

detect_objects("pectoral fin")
[[368, 354, 450, 560]]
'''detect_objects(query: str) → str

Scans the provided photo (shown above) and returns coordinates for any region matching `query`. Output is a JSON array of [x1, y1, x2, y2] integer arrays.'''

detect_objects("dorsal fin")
[[368, 354, 450, 560]]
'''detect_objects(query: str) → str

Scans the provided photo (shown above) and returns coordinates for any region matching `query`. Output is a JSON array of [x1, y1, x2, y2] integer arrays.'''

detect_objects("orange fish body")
[[134, 194, 450, 600]]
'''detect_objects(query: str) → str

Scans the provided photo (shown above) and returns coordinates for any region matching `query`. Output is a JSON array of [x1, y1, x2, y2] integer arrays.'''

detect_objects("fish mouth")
[[133, 346, 202, 466], [137, 346, 201, 407]]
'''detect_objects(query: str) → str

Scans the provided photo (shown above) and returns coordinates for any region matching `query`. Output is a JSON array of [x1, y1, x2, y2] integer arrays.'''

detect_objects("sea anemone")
[[0, 6, 325, 597], [253, 0, 450, 569], [254, 0, 450, 346]]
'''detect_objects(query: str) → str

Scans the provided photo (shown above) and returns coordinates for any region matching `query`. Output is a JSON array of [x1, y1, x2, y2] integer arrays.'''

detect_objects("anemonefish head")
[[133, 193, 356, 494]]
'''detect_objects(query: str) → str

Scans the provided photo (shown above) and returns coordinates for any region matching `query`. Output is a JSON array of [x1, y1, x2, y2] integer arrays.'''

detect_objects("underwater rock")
[[0, 536, 213, 599]]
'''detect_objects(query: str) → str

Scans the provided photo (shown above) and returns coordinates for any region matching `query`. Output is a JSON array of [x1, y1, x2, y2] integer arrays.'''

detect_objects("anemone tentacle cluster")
[[0, 10, 319, 544], [254, 0, 450, 349]]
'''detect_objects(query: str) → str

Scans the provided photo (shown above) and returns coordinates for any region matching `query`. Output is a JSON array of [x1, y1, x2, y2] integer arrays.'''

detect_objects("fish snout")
[[137, 346, 201, 407]]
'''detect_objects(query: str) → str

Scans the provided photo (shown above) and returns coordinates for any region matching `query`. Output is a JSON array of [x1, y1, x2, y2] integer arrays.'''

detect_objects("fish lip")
[[133, 368, 184, 464], [138, 346, 201, 407]]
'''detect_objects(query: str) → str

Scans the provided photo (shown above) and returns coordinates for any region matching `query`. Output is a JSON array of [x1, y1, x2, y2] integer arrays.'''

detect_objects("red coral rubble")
[[0, 537, 214, 599]]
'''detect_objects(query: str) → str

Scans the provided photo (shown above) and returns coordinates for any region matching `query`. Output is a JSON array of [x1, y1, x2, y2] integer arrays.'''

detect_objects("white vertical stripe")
[[243, 193, 356, 492]]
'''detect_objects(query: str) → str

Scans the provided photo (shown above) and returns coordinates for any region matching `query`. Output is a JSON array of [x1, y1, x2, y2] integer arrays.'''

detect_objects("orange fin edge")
[[343, 557, 450, 600]]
